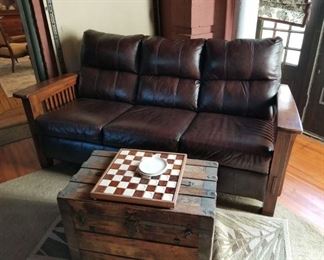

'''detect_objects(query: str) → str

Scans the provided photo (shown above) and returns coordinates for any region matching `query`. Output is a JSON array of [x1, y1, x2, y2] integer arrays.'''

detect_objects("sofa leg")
[[39, 156, 54, 168], [262, 131, 297, 216], [262, 194, 278, 216], [32, 136, 53, 168], [31, 134, 53, 168]]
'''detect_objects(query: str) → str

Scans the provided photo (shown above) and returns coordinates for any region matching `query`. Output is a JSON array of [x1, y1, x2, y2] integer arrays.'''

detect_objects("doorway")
[[257, 0, 324, 140], [0, 0, 36, 141], [302, 12, 324, 139]]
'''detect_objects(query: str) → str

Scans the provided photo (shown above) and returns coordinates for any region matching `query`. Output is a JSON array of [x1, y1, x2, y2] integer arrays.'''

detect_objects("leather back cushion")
[[78, 30, 143, 103], [137, 37, 204, 110], [199, 37, 283, 118]]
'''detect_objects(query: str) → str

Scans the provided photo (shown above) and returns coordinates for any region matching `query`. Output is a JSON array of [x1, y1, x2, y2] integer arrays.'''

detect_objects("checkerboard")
[[90, 149, 187, 208]]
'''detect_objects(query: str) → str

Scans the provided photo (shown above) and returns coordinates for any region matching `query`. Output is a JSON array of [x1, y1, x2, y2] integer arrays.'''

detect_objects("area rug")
[[29, 209, 291, 260], [0, 57, 36, 97]]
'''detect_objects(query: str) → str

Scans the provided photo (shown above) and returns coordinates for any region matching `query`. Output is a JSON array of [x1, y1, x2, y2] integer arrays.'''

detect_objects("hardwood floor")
[[279, 134, 324, 231], [0, 134, 323, 230], [0, 85, 27, 128], [0, 138, 40, 183], [0, 85, 23, 114]]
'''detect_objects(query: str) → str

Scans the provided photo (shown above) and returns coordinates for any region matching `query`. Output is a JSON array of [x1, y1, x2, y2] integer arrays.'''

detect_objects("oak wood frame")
[[14, 77, 302, 216], [262, 84, 303, 215], [13, 73, 78, 167]]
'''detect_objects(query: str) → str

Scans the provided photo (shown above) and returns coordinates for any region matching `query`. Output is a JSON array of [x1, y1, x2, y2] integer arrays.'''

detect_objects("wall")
[[46, 0, 155, 72], [233, 0, 259, 39], [160, 0, 236, 40]]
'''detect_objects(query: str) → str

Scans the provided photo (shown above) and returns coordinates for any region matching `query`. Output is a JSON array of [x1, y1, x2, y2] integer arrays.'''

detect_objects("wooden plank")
[[71, 169, 216, 199], [92, 150, 118, 157], [80, 250, 136, 260], [58, 183, 215, 226], [187, 158, 219, 168], [199, 230, 215, 260], [91, 150, 219, 169], [71, 200, 200, 247], [81, 155, 218, 182], [183, 165, 218, 181], [81, 155, 112, 170], [180, 178, 216, 198], [57, 198, 81, 259], [71, 168, 103, 184], [78, 231, 198, 260]]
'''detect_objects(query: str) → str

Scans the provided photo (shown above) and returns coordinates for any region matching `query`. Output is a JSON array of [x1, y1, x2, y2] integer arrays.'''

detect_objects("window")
[[258, 20, 306, 66]]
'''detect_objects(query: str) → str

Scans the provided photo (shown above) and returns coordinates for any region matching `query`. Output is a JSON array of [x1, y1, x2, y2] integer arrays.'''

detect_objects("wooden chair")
[[0, 16, 28, 72]]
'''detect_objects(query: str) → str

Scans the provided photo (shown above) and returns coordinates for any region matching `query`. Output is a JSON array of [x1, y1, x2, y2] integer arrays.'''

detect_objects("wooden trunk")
[[57, 150, 218, 260]]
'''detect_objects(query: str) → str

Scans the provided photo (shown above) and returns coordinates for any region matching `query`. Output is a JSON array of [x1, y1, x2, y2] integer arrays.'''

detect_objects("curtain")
[[258, 0, 311, 26]]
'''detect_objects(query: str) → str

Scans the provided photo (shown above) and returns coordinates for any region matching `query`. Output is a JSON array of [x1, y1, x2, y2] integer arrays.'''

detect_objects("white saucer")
[[138, 156, 168, 177]]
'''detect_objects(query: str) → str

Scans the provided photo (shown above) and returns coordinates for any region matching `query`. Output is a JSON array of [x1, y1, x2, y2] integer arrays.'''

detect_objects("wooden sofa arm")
[[13, 73, 78, 119], [277, 84, 303, 133], [262, 84, 303, 216]]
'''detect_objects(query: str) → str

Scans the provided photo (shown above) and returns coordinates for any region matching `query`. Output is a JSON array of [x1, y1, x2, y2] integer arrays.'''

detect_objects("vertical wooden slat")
[[49, 96, 55, 110], [44, 99, 51, 112], [71, 87, 75, 100], [68, 87, 74, 101], [57, 92, 63, 106], [53, 94, 59, 108], [64, 89, 71, 102], [61, 90, 67, 105]]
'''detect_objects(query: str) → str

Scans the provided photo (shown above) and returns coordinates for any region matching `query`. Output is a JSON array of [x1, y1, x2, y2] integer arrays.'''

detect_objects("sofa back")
[[199, 38, 283, 119], [78, 30, 283, 118], [136, 37, 204, 110], [77, 30, 143, 103]]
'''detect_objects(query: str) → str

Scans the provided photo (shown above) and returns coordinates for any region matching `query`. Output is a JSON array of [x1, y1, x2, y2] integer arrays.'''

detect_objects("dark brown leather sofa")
[[15, 30, 302, 215]]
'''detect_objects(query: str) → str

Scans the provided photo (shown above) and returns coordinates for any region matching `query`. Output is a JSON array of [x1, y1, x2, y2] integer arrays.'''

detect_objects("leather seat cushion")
[[36, 99, 132, 144], [103, 106, 196, 151], [180, 113, 275, 174]]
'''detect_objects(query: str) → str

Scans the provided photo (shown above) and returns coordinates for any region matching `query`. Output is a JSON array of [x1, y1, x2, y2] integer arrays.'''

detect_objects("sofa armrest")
[[13, 73, 78, 119], [262, 84, 303, 215], [277, 84, 303, 133], [14, 73, 77, 100]]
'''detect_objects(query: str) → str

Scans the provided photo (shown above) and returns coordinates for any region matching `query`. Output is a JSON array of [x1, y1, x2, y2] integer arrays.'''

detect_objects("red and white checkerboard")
[[90, 149, 187, 208]]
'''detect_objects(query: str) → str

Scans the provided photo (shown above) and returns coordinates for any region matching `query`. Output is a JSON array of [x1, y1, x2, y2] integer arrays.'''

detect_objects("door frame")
[[256, 0, 324, 139], [16, 0, 59, 81], [295, 0, 324, 119]]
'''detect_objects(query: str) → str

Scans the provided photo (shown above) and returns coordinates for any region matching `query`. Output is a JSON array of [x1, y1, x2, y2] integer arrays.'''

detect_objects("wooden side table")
[[58, 150, 218, 260]]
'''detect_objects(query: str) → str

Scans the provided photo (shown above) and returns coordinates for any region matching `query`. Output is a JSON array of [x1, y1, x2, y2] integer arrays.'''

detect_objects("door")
[[257, 20, 306, 112], [257, 0, 324, 139], [302, 21, 324, 138]]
